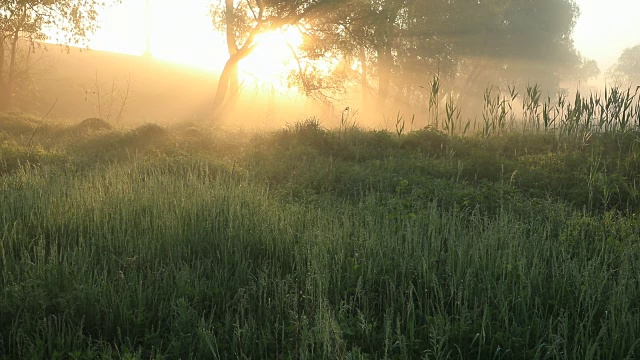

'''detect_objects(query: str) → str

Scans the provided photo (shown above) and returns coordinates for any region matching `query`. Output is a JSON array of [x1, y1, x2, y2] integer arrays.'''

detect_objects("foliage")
[[209, 0, 359, 113], [209, 0, 583, 118], [0, 0, 118, 109], [608, 44, 640, 85], [569, 56, 601, 84], [394, 0, 582, 97]]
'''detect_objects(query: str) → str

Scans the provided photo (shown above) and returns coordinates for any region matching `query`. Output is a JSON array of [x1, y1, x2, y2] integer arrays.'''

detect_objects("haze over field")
[[7, 0, 640, 126]]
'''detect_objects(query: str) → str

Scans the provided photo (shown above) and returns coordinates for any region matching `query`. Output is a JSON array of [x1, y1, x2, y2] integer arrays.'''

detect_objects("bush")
[[75, 117, 113, 132]]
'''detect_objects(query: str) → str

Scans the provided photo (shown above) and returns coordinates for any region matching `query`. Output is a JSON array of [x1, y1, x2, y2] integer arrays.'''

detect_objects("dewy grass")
[[1, 153, 640, 358], [0, 111, 639, 358]]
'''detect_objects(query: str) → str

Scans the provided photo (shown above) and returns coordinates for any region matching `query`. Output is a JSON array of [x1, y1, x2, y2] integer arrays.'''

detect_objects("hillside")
[[18, 42, 218, 125]]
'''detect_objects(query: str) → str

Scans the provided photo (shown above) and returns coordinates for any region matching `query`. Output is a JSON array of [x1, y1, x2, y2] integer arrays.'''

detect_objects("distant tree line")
[[608, 44, 640, 86], [210, 0, 602, 117]]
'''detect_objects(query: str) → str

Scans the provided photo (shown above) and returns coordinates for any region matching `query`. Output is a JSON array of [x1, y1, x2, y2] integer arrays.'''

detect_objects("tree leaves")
[[608, 44, 640, 85]]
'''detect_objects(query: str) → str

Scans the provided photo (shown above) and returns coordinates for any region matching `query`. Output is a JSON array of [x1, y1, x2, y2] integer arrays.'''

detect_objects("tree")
[[307, 0, 582, 112], [0, 0, 116, 110], [209, 0, 583, 120], [210, 0, 362, 116], [394, 0, 581, 102], [608, 44, 640, 85], [569, 57, 600, 86]]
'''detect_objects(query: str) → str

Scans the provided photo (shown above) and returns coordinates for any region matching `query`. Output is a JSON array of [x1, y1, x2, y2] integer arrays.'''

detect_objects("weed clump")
[[272, 117, 330, 152], [133, 123, 168, 138], [75, 117, 113, 132], [0, 113, 38, 136], [126, 123, 170, 147], [401, 127, 449, 154]]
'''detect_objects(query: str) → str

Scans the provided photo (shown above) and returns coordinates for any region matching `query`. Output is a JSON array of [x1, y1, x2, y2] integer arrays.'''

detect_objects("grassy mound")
[[75, 117, 113, 132], [0, 112, 39, 136]]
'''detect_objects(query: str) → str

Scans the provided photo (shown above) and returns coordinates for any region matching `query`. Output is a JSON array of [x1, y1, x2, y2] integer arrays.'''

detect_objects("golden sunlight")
[[50, 0, 640, 89], [88, 1, 227, 70], [238, 26, 305, 91], [72, 2, 335, 94], [87, 3, 309, 92]]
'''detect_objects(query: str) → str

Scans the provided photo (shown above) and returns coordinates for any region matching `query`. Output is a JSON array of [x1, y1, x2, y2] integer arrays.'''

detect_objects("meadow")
[[1, 85, 640, 359]]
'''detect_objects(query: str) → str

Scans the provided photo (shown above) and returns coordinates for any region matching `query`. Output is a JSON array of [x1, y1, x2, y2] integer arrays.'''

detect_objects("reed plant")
[[423, 83, 639, 140]]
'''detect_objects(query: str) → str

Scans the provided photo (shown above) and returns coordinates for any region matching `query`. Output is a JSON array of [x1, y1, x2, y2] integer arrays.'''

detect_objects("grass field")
[[1, 86, 640, 359]]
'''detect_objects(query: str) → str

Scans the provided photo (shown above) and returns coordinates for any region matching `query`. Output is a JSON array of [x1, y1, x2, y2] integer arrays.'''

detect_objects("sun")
[[86, 2, 307, 85], [79, 2, 319, 93], [238, 26, 305, 91]]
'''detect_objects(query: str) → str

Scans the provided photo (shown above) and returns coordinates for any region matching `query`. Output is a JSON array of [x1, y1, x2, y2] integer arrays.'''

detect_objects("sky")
[[88, 0, 225, 69], [572, 0, 640, 71], [86, 0, 640, 74]]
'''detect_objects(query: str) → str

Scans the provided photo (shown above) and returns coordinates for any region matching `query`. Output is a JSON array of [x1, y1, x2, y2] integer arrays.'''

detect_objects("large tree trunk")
[[225, 0, 239, 97], [211, 0, 244, 119], [375, 9, 396, 107], [212, 16, 267, 118], [360, 47, 368, 107], [377, 39, 392, 106], [212, 37, 261, 115], [4, 5, 27, 110], [213, 55, 242, 113], [0, 37, 7, 110], [8, 27, 20, 98]]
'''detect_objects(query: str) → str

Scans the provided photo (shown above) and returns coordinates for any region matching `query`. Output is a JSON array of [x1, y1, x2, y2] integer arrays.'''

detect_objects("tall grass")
[[1, 154, 640, 358], [0, 99, 639, 358]]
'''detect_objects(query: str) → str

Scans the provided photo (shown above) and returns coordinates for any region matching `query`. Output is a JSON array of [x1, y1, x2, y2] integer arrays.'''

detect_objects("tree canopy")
[[210, 0, 360, 113], [211, 0, 584, 119], [609, 44, 640, 86], [0, 0, 118, 109]]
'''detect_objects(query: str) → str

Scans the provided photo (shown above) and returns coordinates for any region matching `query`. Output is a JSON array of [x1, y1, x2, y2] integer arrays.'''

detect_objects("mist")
[[5, 0, 637, 133], [15, 42, 619, 132]]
